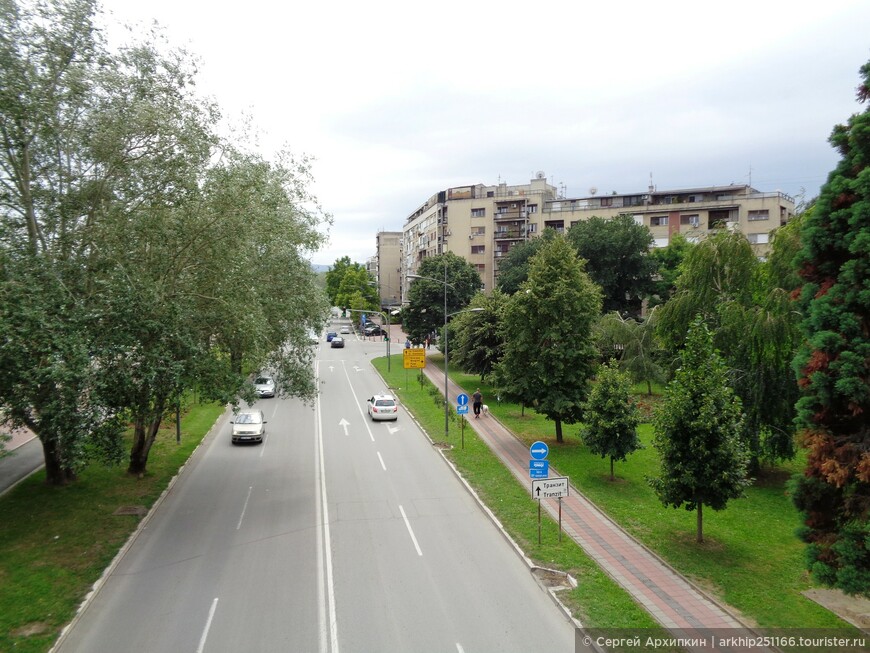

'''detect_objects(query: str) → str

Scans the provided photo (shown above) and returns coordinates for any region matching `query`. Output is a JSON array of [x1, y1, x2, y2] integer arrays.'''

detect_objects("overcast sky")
[[100, 0, 870, 267]]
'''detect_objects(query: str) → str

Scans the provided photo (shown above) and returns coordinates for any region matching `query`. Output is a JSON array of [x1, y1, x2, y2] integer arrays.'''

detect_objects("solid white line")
[[196, 597, 219, 653], [340, 361, 376, 442], [399, 505, 423, 557], [316, 361, 340, 653], [376, 451, 386, 471], [236, 486, 253, 530], [456, 644, 465, 653], [315, 362, 327, 653]]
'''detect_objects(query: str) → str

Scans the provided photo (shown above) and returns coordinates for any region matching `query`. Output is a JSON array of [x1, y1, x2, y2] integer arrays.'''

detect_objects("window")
[[473, 227, 485, 236], [527, 204, 538, 214], [471, 245, 485, 254], [747, 233, 769, 244], [600, 197, 612, 207], [748, 209, 769, 221], [527, 223, 537, 234], [653, 237, 669, 248], [680, 214, 700, 227], [650, 216, 668, 227], [633, 214, 644, 226], [471, 208, 486, 217]]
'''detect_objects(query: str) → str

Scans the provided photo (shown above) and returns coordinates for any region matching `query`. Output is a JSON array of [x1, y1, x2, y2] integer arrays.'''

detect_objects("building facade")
[[374, 231, 402, 310], [397, 176, 794, 299]]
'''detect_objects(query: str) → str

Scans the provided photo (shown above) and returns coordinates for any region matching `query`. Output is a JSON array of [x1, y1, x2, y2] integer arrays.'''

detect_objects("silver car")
[[254, 376, 275, 398], [231, 410, 267, 444]]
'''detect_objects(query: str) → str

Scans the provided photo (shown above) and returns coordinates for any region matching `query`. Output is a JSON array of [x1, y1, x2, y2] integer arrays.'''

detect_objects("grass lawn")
[[423, 355, 851, 632], [0, 401, 225, 653]]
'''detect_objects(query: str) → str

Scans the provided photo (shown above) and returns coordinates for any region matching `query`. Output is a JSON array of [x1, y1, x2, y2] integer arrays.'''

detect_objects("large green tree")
[[566, 214, 658, 316], [494, 228, 558, 295], [448, 289, 507, 381], [649, 318, 750, 543], [403, 252, 481, 345], [581, 359, 641, 480], [494, 235, 601, 442], [790, 60, 870, 596], [648, 232, 694, 308]]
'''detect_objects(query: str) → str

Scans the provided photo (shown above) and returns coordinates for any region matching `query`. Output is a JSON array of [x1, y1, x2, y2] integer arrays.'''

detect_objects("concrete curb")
[[50, 409, 228, 653]]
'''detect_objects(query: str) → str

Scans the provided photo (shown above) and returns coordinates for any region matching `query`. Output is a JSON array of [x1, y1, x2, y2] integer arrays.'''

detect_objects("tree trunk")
[[128, 408, 165, 476], [610, 456, 615, 481], [41, 437, 76, 486], [696, 502, 704, 543], [646, 379, 653, 395], [555, 418, 563, 443]]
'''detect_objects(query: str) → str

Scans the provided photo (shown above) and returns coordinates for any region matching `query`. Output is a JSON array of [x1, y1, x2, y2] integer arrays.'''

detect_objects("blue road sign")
[[529, 460, 549, 479], [457, 393, 469, 406], [530, 441, 549, 460], [457, 405, 469, 415]]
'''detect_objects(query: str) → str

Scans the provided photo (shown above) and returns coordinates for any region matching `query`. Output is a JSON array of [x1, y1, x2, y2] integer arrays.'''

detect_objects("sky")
[[99, 0, 870, 267]]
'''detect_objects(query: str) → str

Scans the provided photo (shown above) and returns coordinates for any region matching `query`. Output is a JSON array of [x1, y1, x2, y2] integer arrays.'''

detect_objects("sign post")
[[529, 441, 550, 544], [532, 477, 570, 542]]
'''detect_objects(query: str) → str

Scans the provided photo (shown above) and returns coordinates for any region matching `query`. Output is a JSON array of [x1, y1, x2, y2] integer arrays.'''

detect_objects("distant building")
[[398, 175, 794, 297], [374, 231, 402, 309]]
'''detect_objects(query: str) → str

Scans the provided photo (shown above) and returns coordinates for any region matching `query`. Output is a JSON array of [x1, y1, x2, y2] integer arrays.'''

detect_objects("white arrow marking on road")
[[329, 366, 334, 373], [353, 366, 362, 372], [387, 424, 399, 434], [339, 418, 350, 436]]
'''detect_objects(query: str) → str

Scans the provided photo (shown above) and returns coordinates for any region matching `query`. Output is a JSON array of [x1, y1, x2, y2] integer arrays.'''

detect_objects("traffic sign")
[[529, 460, 549, 478], [403, 349, 426, 369], [457, 393, 469, 406], [457, 405, 469, 414], [532, 477, 569, 499], [530, 441, 549, 460]]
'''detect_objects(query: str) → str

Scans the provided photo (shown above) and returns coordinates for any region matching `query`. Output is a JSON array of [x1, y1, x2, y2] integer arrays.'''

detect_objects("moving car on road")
[[340, 325, 351, 334], [326, 331, 338, 342], [366, 394, 398, 421], [230, 410, 267, 444], [330, 336, 345, 348], [254, 376, 275, 398]]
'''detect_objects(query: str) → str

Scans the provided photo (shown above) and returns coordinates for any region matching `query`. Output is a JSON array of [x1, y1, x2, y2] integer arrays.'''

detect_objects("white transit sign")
[[531, 477, 569, 499]]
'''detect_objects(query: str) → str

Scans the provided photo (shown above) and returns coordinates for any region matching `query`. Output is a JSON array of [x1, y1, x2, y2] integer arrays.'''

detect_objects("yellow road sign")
[[403, 348, 426, 369]]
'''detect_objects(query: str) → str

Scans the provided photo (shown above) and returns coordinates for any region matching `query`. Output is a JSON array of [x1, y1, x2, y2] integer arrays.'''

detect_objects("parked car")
[[326, 331, 338, 342], [230, 409, 267, 444], [254, 376, 275, 398], [340, 325, 351, 334], [330, 336, 345, 348], [309, 330, 320, 345], [364, 325, 386, 337], [366, 394, 399, 421]]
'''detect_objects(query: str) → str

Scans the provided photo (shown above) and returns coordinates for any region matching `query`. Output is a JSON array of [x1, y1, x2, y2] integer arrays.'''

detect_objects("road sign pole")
[[538, 499, 542, 545], [559, 497, 562, 542]]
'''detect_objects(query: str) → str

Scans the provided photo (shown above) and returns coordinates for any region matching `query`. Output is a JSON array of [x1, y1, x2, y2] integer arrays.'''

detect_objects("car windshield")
[[375, 399, 395, 407], [236, 412, 262, 424], [255, 378, 272, 385]]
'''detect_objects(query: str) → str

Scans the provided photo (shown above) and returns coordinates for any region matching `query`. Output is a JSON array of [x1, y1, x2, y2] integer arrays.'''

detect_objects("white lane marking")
[[237, 486, 253, 530], [196, 597, 219, 653], [456, 644, 465, 653], [399, 505, 423, 557], [316, 361, 340, 653], [339, 418, 350, 436], [315, 363, 327, 653], [376, 451, 386, 471], [340, 361, 376, 442]]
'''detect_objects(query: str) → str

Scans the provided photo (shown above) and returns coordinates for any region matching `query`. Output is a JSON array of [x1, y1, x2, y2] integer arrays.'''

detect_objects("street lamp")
[[407, 269, 482, 439]]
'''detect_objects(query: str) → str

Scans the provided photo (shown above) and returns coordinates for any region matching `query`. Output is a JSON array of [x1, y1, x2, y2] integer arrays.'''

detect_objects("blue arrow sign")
[[457, 405, 469, 414], [530, 441, 549, 460], [529, 460, 549, 478], [457, 393, 469, 406]]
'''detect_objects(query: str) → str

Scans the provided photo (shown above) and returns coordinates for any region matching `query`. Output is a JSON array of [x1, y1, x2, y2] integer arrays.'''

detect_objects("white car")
[[254, 376, 275, 398], [230, 410, 267, 444], [340, 325, 351, 334], [366, 394, 399, 421]]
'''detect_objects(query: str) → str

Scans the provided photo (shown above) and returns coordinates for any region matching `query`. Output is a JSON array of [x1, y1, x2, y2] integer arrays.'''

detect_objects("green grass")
[[0, 401, 225, 653], [423, 356, 851, 632]]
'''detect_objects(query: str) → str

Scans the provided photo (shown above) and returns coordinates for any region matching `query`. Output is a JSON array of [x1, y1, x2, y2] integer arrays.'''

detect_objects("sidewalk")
[[0, 426, 43, 495], [418, 354, 771, 650]]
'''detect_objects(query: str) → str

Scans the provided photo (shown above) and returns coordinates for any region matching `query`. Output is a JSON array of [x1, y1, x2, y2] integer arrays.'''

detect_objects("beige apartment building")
[[372, 231, 403, 310], [398, 175, 795, 299]]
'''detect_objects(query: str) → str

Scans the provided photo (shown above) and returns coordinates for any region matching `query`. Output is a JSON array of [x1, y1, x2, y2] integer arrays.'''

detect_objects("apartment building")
[[399, 176, 795, 298], [373, 231, 402, 309]]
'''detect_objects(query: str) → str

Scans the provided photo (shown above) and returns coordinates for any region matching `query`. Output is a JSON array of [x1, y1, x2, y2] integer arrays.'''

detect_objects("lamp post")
[[407, 268, 482, 439]]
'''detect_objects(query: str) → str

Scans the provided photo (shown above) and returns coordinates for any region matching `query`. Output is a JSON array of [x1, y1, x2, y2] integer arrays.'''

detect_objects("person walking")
[[472, 388, 483, 419]]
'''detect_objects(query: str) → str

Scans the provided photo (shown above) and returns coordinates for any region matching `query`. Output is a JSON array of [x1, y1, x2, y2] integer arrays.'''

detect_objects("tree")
[[494, 228, 558, 295], [581, 360, 641, 480], [566, 214, 658, 316], [647, 233, 693, 308], [649, 318, 750, 543], [403, 252, 481, 345], [495, 235, 601, 442], [593, 310, 667, 395], [790, 60, 870, 596], [448, 289, 507, 381], [325, 256, 354, 307], [336, 266, 378, 315]]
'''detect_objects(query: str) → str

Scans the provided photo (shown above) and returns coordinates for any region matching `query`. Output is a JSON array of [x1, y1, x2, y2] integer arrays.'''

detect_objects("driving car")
[[366, 394, 399, 421], [230, 409, 267, 444], [330, 336, 345, 348], [254, 376, 275, 398], [326, 331, 338, 342], [339, 325, 351, 334]]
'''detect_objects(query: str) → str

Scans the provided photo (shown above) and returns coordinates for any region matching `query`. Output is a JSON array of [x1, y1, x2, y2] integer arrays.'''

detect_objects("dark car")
[[364, 325, 386, 337], [326, 331, 338, 342], [330, 336, 345, 348]]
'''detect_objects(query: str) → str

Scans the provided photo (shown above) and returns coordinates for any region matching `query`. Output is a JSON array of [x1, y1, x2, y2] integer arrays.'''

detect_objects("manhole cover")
[[113, 505, 147, 517]]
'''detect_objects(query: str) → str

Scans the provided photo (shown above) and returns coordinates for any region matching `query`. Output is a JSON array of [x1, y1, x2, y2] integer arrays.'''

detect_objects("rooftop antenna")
[[649, 172, 654, 193]]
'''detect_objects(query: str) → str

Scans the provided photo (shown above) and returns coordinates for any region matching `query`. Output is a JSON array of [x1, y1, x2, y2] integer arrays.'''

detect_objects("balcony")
[[494, 229, 524, 240], [494, 209, 526, 221]]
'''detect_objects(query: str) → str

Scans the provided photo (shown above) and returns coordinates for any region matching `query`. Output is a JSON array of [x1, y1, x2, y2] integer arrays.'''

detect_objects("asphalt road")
[[55, 328, 575, 652]]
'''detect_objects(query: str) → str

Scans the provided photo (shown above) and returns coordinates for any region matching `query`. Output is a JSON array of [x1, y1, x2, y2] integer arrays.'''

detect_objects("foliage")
[[449, 289, 508, 381], [325, 256, 377, 312], [647, 232, 694, 308], [493, 228, 558, 295], [790, 59, 870, 596], [649, 318, 750, 543], [494, 235, 601, 443], [403, 252, 481, 344], [581, 360, 642, 480], [593, 310, 668, 395], [566, 214, 658, 316]]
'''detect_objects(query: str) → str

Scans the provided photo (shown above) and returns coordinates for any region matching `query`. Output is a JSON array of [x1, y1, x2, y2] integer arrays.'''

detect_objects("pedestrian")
[[405, 338, 411, 349], [472, 388, 483, 419], [425, 336, 430, 349]]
